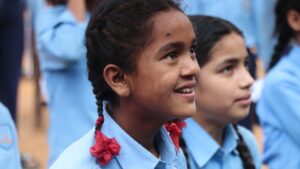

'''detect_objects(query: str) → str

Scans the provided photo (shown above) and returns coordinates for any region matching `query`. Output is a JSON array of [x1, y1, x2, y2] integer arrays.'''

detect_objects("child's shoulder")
[[36, 5, 78, 32], [0, 103, 12, 124], [40, 5, 67, 20], [237, 126, 256, 141], [236, 125, 262, 168], [0, 103, 22, 169], [50, 128, 101, 169], [236, 125, 259, 150]]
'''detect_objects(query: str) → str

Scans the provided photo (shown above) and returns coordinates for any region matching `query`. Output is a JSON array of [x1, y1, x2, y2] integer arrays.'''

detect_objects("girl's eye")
[[221, 66, 234, 74], [244, 57, 249, 68], [189, 47, 195, 54], [189, 46, 197, 60], [164, 52, 177, 60]]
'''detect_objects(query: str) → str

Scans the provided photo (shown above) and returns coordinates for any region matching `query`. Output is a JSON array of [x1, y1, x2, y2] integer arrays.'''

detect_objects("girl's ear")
[[287, 10, 300, 32], [103, 64, 130, 97]]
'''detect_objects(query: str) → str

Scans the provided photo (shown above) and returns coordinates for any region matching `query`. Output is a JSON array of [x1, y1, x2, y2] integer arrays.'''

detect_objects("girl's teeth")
[[180, 88, 192, 93]]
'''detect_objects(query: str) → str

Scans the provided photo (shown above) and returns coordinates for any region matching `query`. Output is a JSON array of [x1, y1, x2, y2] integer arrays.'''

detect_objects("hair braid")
[[268, 1, 293, 70], [233, 124, 255, 169], [268, 31, 292, 70], [94, 88, 104, 129]]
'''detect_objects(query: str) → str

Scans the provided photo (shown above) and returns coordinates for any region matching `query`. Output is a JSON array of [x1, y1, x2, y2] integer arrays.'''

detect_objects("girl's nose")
[[240, 67, 254, 89], [181, 55, 200, 79]]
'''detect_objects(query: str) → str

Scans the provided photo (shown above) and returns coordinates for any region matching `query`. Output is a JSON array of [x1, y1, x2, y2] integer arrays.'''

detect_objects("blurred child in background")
[[35, 0, 99, 165], [257, 0, 300, 168]]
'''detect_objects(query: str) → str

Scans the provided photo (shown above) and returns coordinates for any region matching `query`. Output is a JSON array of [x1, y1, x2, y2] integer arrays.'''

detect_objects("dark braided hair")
[[85, 0, 182, 165], [233, 124, 255, 169], [181, 15, 255, 169], [268, 0, 300, 70]]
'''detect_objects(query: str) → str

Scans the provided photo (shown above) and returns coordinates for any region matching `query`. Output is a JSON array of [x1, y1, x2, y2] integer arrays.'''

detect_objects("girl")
[[181, 15, 261, 169], [0, 102, 21, 169], [35, 0, 98, 165], [180, 0, 272, 130], [257, 0, 300, 168], [50, 0, 200, 168]]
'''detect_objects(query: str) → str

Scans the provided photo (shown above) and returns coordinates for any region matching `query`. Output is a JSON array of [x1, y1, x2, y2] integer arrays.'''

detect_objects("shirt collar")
[[101, 105, 179, 169], [183, 118, 238, 168], [223, 124, 239, 155]]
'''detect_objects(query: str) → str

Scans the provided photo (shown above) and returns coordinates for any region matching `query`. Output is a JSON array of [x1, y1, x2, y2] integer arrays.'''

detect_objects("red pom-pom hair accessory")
[[90, 115, 121, 166], [164, 120, 186, 151]]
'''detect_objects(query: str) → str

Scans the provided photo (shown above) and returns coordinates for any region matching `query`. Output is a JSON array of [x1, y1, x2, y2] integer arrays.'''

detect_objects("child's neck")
[[193, 113, 226, 145], [107, 103, 161, 158]]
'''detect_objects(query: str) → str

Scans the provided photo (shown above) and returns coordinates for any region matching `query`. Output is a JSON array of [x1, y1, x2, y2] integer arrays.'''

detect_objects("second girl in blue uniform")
[[181, 15, 261, 169]]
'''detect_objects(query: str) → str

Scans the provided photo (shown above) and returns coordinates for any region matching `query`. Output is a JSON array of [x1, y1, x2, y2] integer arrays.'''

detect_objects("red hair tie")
[[164, 120, 186, 151], [90, 116, 121, 166]]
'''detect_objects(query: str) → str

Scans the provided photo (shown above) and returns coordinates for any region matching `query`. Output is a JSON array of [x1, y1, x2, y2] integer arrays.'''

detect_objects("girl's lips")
[[174, 81, 197, 91], [175, 89, 195, 102], [235, 95, 252, 106], [174, 80, 197, 101]]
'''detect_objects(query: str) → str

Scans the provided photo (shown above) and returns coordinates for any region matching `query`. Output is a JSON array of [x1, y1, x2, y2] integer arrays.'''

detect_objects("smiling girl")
[[50, 0, 200, 168]]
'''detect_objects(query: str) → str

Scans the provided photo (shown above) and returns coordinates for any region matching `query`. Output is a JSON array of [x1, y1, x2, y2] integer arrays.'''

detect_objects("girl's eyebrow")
[[219, 58, 239, 66], [218, 55, 249, 66], [159, 42, 184, 52], [158, 38, 196, 52]]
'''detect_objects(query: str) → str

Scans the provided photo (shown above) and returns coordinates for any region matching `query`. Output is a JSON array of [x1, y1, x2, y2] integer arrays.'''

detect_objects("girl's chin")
[[231, 114, 250, 123], [175, 111, 195, 119]]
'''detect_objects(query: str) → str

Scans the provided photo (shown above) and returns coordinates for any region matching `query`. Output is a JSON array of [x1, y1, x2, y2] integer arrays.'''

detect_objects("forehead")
[[208, 33, 247, 64], [149, 10, 195, 42]]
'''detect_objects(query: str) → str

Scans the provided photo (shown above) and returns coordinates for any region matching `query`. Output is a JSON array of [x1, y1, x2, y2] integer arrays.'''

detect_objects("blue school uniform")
[[181, 0, 276, 67], [0, 103, 21, 169], [182, 118, 261, 169], [256, 44, 300, 169], [26, 0, 45, 28], [182, 0, 256, 47], [36, 5, 97, 165], [50, 105, 187, 169]]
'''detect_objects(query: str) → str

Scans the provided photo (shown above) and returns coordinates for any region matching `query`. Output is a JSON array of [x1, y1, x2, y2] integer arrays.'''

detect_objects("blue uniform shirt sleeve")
[[262, 80, 300, 146], [0, 103, 21, 169], [36, 5, 88, 70]]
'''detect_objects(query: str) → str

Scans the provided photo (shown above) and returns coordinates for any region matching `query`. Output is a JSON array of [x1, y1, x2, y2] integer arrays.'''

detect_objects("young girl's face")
[[195, 33, 253, 125], [126, 10, 199, 121]]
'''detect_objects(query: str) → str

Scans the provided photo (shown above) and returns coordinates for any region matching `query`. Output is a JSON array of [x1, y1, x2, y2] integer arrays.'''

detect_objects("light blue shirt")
[[257, 44, 300, 169], [181, 0, 276, 68], [0, 103, 21, 169], [26, 0, 45, 29], [182, 118, 261, 169], [36, 5, 97, 165], [50, 105, 187, 169]]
